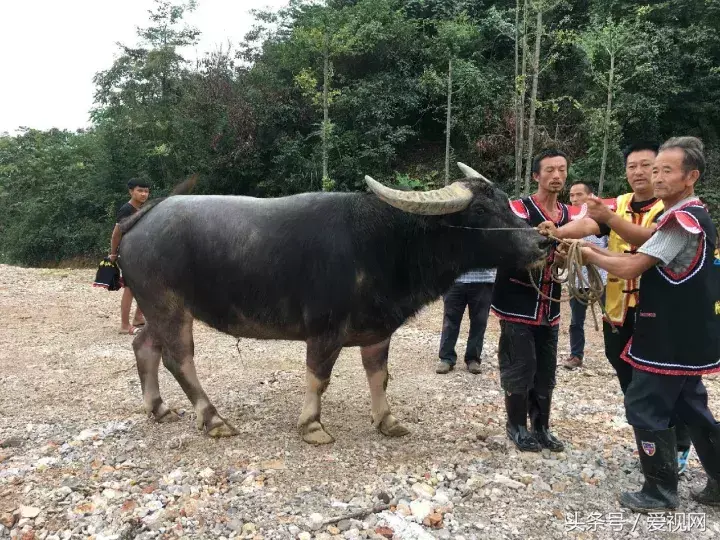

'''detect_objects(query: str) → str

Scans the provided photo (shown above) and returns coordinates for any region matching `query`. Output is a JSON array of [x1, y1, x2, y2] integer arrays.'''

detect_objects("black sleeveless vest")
[[491, 195, 570, 326], [622, 202, 720, 375]]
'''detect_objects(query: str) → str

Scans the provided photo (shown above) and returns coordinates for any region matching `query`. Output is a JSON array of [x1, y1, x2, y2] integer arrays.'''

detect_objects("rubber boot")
[[529, 389, 564, 452], [619, 427, 679, 513], [688, 423, 720, 506], [505, 392, 540, 452]]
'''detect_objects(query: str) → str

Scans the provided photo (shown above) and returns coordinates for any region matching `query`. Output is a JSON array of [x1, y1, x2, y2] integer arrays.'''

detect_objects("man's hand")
[[580, 246, 595, 265], [585, 197, 614, 224], [538, 220, 558, 237], [108, 253, 118, 262]]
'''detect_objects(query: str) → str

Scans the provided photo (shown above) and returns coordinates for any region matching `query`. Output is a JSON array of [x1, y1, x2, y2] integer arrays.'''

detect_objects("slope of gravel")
[[0, 263, 718, 540]]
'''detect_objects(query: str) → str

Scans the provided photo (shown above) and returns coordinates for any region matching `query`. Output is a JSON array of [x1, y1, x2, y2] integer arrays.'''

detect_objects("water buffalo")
[[117, 163, 549, 444]]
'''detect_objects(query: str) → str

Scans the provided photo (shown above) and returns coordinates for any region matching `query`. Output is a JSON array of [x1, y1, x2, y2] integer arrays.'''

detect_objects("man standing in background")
[[563, 182, 608, 370], [436, 269, 495, 374], [109, 178, 150, 335]]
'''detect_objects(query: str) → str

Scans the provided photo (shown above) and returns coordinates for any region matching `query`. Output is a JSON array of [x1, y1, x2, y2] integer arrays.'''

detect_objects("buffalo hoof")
[[198, 414, 239, 438], [155, 408, 181, 424], [207, 422, 239, 438], [301, 421, 335, 445], [378, 415, 410, 437]]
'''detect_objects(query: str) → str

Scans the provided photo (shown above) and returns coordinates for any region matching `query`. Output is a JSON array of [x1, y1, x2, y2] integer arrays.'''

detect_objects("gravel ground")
[[1, 263, 719, 540]]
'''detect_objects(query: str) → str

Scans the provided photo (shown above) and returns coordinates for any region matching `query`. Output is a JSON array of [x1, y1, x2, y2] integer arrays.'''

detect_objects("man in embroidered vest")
[[581, 136, 720, 512], [539, 141, 693, 473], [491, 149, 570, 452]]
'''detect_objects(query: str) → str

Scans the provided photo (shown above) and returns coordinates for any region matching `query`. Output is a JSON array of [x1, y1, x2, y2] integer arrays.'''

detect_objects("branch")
[[321, 504, 391, 527]]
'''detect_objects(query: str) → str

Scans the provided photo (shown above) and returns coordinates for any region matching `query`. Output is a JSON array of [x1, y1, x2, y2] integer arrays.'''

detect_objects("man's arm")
[[585, 198, 656, 246], [582, 248, 659, 280], [109, 224, 122, 260], [539, 217, 600, 239], [605, 213, 657, 246]]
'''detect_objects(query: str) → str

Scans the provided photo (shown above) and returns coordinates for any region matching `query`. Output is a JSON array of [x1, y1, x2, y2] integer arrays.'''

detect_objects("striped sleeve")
[[637, 221, 693, 266]]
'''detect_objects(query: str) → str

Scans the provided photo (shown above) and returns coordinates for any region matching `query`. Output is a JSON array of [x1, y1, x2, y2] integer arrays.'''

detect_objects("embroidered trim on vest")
[[509, 200, 529, 219], [621, 338, 720, 376]]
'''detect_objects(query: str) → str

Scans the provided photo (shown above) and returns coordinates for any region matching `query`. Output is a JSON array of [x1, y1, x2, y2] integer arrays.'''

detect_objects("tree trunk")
[[598, 51, 615, 197], [523, 8, 542, 195], [517, 0, 529, 196], [445, 56, 453, 186], [322, 31, 330, 187]]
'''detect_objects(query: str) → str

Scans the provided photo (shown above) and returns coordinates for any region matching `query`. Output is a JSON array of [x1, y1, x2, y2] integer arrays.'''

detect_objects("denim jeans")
[[569, 288, 606, 359]]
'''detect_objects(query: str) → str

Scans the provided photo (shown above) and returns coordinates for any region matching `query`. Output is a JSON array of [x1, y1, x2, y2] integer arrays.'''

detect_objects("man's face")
[[651, 148, 697, 203], [533, 156, 568, 194], [569, 184, 590, 206], [130, 186, 150, 204], [625, 150, 656, 195]]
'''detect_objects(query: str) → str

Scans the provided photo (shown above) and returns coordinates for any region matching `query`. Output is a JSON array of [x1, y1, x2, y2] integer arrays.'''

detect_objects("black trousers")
[[438, 282, 493, 366], [625, 368, 718, 434], [498, 320, 559, 394], [605, 308, 691, 450]]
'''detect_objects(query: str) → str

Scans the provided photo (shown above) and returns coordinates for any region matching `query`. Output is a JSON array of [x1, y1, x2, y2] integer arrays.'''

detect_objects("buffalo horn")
[[457, 162, 493, 185], [364, 175, 473, 215]]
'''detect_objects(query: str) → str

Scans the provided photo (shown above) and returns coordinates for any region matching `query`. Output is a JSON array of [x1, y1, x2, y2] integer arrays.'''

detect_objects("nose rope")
[[441, 224, 616, 333]]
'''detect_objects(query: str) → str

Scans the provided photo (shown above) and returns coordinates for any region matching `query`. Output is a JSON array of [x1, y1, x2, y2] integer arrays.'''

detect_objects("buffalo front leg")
[[361, 338, 409, 438], [297, 340, 342, 445], [133, 324, 179, 423], [161, 313, 238, 438]]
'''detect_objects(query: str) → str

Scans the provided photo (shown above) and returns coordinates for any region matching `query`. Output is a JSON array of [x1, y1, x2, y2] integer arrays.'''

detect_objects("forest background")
[[1, 0, 719, 266]]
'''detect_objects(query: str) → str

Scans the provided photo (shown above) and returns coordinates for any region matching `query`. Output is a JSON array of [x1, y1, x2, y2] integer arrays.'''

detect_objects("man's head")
[[532, 149, 568, 195], [622, 141, 659, 198], [652, 136, 704, 205], [569, 182, 592, 207], [127, 178, 150, 205]]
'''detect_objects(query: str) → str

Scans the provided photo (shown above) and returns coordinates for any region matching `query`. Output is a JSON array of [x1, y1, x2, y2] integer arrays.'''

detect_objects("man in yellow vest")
[[539, 141, 692, 473]]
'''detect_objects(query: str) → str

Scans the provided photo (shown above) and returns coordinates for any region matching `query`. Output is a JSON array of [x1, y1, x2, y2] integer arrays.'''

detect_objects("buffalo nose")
[[539, 238, 554, 250]]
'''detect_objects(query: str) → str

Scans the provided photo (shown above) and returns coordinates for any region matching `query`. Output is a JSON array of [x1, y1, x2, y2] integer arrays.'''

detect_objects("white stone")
[[409, 499, 433, 521], [309, 512, 324, 531]]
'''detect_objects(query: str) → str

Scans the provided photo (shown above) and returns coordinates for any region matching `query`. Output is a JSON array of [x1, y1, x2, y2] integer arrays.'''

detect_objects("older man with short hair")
[[581, 136, 720, 512]]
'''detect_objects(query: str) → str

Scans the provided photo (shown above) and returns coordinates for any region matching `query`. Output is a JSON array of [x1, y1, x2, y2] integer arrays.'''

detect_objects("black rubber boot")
[[688, 423, 720, 507], [505, 392, 540, 452], [619, 427, 679, 513], [529, 389, 564, 452]]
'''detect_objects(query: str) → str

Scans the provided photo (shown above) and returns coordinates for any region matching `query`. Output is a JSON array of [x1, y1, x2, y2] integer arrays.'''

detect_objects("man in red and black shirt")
[[109, 178, 150, 335], [491, 149, 570, 452], [582, 136, 720, 512]]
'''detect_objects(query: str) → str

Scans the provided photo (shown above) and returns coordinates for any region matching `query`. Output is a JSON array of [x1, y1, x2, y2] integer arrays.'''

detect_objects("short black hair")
[[127, 177, 150, 190], [571, 182, 592, 194], [622, 141, 659, 165], [532, 148, 569, 175]]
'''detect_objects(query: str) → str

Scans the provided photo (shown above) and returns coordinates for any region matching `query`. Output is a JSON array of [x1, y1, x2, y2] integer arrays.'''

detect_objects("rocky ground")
[[0, 263, 718, 540]]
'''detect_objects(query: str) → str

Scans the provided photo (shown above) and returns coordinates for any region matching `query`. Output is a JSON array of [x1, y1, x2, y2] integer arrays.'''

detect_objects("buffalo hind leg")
[[133, 323, 179, 423], [361, 338, 409, 437], [298, 340, 341, 445], [161, 312, 238, 438]]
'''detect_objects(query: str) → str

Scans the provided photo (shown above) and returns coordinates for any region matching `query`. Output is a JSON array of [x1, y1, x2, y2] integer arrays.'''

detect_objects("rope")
[[442, 223, 617, 333], [527, 233, 615, 333]]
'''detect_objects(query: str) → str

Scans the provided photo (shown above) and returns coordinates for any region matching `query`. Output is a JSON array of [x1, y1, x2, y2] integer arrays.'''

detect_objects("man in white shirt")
[[563, 182, 608, 370]]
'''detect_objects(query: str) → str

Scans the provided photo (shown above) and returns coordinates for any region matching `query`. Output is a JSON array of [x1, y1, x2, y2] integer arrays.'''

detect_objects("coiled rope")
[[527, 234, 612, 332], [443, 224, 616, 333]]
